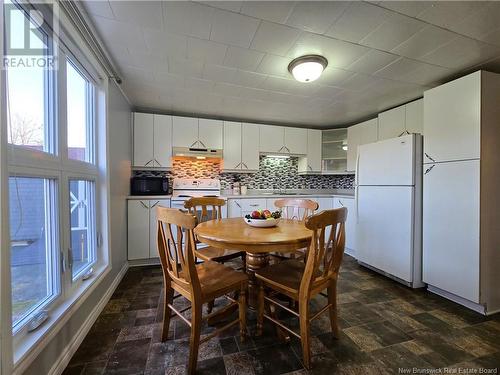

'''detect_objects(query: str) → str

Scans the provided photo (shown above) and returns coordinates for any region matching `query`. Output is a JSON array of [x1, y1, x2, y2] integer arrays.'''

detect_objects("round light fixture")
[[288, 55, 328, 83]]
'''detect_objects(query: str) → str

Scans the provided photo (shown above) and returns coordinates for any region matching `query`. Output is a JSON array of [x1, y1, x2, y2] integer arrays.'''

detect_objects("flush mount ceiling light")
[[288, 55, 328, 83]]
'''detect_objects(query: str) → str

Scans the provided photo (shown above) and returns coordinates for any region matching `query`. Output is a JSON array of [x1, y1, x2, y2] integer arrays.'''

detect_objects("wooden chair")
[[156, 207, 248, 375], [272, 198, 319, 260], [184, 197, 246, 269], [256, 207, 347, 369]]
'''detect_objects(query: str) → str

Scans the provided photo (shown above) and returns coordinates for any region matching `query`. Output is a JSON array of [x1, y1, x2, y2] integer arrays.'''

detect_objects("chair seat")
[[178, 261, 248, 301], [255, 259, 319, 298], [195, 246, 245, 262]]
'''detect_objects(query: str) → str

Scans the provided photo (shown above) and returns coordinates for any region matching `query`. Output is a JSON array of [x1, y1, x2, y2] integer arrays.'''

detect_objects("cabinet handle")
[[190, 141, 198, 148], [424, 164, 435, 175], [145, 159, 153, 166], [308, 165, 313, 171], [242, 162, 249, 169], [278, 146, 285, 152], [424, 153, 436, 163], [140, 201, 149, 209], [338, 200, 344, 207], [284, 146, 291, 153], [398, 130, 410, 137], [150, 201, 160, 208], [234, 162, 242, 169], [153, 158, 161, 166], [198, 140, 207, 148], [235, 201, 241, 208], [249, 204, 259, 207]]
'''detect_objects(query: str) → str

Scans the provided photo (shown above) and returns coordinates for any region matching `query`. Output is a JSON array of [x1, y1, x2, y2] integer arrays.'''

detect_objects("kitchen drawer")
[[238, 198, 267, 211]]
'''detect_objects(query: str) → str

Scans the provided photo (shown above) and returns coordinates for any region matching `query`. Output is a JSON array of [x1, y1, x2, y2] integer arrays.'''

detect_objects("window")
[[69, 179, 96, 278], [9, 177, 59, 328], [6, 4, 54, 153], [67, 60, 94, 163]]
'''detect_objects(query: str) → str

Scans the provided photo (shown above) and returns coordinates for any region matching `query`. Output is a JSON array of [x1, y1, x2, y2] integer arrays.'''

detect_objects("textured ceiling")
[[82, 1, 500, 128]]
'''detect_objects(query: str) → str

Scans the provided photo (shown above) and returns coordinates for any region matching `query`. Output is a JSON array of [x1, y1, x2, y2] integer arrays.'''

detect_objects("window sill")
[[12, 263, 111, 374]]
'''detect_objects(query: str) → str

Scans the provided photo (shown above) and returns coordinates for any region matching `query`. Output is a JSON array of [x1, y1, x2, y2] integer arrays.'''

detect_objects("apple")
[[251, 210, 261, 219], [263, 209, 272, 218]]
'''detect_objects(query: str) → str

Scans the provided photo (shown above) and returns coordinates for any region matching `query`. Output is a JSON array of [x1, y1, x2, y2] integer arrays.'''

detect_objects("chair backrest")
[[300, 207, 347, 297], [273, 198, 319, 222], [184, 197, 225, 223], [156, 207, 201, 297]]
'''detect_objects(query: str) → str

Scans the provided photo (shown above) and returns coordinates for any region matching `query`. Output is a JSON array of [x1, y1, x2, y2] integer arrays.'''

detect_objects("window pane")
[[6, 10, 51, 152], [69, 180, 96, 278], [67, 61, 93, 162], [9, 177, 58, 327]]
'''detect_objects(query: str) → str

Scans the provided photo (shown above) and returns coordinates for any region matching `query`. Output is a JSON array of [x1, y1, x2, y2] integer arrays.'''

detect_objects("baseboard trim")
[[48, 262, 129, 375], [427, 285, 487, 315]]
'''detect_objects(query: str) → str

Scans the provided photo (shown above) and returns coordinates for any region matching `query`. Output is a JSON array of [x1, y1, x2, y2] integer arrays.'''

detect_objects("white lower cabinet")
[[333, 197, 356, 255], [128, 199, 170, 260], [228, 198, 268, 217]]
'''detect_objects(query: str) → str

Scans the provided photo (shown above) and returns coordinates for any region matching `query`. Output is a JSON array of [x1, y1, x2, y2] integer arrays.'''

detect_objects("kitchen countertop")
[[127, 195, 172, 199], [220, 189, 355, 199]]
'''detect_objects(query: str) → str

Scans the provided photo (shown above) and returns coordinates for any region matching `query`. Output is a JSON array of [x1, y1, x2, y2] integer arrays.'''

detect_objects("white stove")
[[171, 178, 222, 206]]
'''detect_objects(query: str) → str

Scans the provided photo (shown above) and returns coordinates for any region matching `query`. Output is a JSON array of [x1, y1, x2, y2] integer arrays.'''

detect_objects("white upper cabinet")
[[222, 121, 242, 171], [153, 115, 173, 168], [378, 99, 423, 141], [424, 72, 481, 162], [172, 116, 199, 148], [298, 129, 322, 174], [133, 113, 154, 167], [133, 113, 172, 168], [259, 125, 284, 153], [346, 118, 378, 172], [198, 118, 223, 149], [284, 127, 308, 154], [241, 123, 260, 171], [405, 99, 423, 135], [378, 106, 405, 140]]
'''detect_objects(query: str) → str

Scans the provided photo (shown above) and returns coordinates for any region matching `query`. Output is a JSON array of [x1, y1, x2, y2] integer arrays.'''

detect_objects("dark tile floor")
[[63, 255, 500, 374]]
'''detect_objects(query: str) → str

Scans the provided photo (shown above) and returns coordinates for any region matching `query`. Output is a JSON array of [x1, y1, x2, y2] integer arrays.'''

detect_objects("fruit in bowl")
[[244, 209, 281, 227]]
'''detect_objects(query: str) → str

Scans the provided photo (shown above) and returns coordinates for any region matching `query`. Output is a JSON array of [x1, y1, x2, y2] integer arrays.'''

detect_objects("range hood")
[[172, 147, 223, 159]]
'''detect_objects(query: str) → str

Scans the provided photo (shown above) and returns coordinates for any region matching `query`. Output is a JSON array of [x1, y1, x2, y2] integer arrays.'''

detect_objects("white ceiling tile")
[[121, 66, 155, 83], [314, 85, 344, 100], [109, 1, 163, 29], [320, 67, 355, 87], [112, 49, 168, 73], [375, 57, 450, 85], [419, 36, 500, 69], [152, 72, 185, 89], [163, 2, 214, 39], [168, 58, 204, 78], [202, 63, 238, 83], [285, 1, 350, 34], [213, 82, 243, 97], [223, 46, 265, 71], [450, 2, 500, 41], [479, 27, 500, 47], [186, 37, 227, 65], [184, 77, 215, 92], [240, 1, 296, 23], [260, 75, 297, 93], [377, 1, 433, 18], [143, 29, 187, 59], [250, 21, 301, 56], [288, 33, 369, 69], [230, 70, 268, 88], [199, 1, 244, 13], [83, 1, 114, 19], [391, 25, 456, 60], [210, 9, 260, 48], [360, 13, 426, 51], [256, 54, 291, 77], [346, 49, 399, 74], [91, 16, 147, 52], [340, 74, 383, 91], [416, 1, 487, 30], [325, 2, 389, 43]]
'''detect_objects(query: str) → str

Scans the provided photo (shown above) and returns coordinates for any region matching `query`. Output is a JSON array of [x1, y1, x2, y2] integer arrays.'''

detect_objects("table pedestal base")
[[246, 252, 270, 308]]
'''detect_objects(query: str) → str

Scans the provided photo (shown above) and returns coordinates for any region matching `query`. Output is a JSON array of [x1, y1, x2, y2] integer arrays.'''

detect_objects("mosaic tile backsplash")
[[134, 156, 354, 191]]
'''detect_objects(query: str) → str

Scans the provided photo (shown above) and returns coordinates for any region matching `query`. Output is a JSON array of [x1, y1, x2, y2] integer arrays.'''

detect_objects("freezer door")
[[357, 186, 415, 282], [358, 134, 416, 186], [423, 159, 480, 303]]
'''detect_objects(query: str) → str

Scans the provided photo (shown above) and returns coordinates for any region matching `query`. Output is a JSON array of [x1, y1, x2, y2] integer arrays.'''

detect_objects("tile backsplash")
[[133, 156, 354, 190]]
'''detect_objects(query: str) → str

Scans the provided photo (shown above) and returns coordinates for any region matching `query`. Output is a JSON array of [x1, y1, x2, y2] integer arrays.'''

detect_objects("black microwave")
[[131, 176, 169, 195]]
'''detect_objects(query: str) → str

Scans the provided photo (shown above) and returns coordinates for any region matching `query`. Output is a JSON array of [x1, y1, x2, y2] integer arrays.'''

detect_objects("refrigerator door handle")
[[355, 186, 359, 223], [424, 152, 436, 163], [354, 150, 360, 186], [424, 164, 435, 175]]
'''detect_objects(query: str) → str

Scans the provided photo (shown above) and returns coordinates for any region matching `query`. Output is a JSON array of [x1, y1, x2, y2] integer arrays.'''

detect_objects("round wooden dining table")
[[194, 217, 313, 307]]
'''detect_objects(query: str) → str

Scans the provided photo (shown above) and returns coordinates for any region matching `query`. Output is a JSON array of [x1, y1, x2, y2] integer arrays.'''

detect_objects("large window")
[[9, 177, 59, 328]]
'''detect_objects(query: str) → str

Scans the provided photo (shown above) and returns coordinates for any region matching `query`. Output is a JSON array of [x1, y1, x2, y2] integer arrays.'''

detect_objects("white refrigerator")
[[355, 134, 424, 288]]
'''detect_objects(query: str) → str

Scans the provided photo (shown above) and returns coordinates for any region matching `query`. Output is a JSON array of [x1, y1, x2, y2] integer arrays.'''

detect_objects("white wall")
[[21, 81, 131, 375]]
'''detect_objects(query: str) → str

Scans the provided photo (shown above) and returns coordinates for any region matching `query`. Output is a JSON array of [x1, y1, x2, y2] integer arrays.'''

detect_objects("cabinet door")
[[133, 113, 154, 167], [284, 127, 308, 154], [128, 200, 151, 260], [346, 125, 360, 172], [358, 118, 378, 145], [378, 106, 405, 140], [223, 121, 242, 171], [259, 125, 284, 153], [153, 114, 172, 168], [334, 197, 356, 253], [423, 160, 480, 302], [199, 118, 223, 149], [424, 72, 480, 162], [172, 116, 199, 148], [308, 129, 322, 172], [241, 123, 260, 171], [149, 200, 171, 258], [405, 99, 423, 135], [227, 199, 242, 218]]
